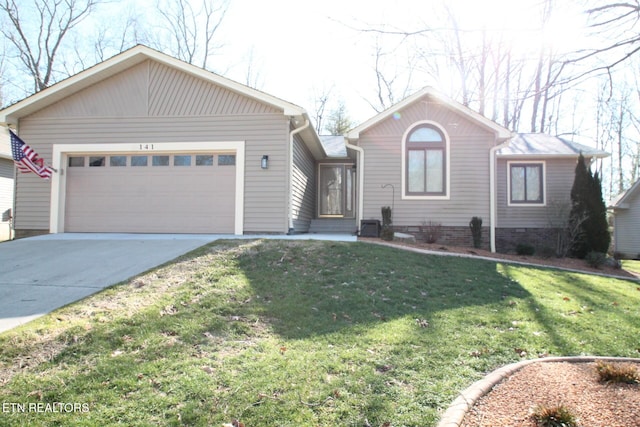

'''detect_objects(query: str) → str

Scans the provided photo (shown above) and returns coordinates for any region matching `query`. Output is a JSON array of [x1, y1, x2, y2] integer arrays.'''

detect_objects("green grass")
[[1, 239, 639, 426], [622, 259, 640, 276]]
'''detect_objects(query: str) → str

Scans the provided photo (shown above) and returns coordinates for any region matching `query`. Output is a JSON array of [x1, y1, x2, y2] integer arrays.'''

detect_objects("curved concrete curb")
[[437, 356, 640, 427]]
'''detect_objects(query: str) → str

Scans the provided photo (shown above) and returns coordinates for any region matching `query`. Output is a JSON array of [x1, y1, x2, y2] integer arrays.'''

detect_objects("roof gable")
[[27, 60, 281, 119], [0, 45, 306, 125], [347, 86, 512, 141], [611, 179, 640, 209]]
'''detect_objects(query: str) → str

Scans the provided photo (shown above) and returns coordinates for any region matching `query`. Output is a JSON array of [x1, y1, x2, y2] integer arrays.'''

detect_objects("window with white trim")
[[405, 125, 446, 196], [509, 162, 544, 204]]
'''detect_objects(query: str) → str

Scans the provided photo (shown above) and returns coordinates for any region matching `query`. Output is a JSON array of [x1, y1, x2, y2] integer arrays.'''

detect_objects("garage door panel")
[[65, 153, 236, 233]]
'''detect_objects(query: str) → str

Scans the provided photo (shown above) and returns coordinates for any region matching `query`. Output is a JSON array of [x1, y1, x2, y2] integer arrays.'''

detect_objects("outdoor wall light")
[[261, 155, 269, 169]]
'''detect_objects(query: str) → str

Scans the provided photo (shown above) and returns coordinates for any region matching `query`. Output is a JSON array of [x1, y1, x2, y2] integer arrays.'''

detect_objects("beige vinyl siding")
[[291, 132, 316, 232], [359, 95, 495, 226], [29, 61, 279, 119], [497, 157, 576, 228], [614, 190, 640, 257]]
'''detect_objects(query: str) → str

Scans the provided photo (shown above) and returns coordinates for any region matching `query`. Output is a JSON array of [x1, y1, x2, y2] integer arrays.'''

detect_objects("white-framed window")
[[507, 161, 545, 206], [402, 121, 450, 200]]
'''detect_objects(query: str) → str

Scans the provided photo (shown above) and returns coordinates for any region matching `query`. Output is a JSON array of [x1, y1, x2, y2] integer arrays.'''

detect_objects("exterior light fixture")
[[261, 155, 269, 169]]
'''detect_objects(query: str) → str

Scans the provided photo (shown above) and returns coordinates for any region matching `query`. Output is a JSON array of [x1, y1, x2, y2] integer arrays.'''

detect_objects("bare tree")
[[568, 2, 640, 79], [155, 0, 228, 70], [366, 35, 415, 112], [0, 0, 101, 92], [242, 46, 264, 89], [311, 85, 333, 133]]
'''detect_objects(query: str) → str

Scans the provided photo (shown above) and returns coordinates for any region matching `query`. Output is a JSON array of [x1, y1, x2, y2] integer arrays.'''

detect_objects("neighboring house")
[[0, 45, 608, 252], [610, 180, 640, 259], [0, 126, 14, 241]]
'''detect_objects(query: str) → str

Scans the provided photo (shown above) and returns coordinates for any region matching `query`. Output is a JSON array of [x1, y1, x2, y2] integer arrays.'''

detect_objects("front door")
[[319, 164, 355, 218]]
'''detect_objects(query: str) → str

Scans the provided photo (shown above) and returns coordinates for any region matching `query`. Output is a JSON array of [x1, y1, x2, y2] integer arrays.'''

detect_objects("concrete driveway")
[[0, 233, 356, 334], [0, 233, 221, 333]]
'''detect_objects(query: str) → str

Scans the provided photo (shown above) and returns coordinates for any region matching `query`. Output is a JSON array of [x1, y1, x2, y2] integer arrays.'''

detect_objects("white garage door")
[[64, 152, 236, 233]]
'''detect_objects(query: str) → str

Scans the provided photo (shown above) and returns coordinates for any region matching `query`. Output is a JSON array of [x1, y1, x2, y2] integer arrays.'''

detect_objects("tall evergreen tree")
[[568, 154, 611, 258]]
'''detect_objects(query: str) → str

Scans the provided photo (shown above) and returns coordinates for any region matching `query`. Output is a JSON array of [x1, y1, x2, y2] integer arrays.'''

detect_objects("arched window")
[[405, 124, 447, 196]]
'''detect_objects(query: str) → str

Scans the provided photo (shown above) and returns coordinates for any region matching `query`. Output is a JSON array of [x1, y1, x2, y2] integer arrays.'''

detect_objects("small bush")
[[531, 403, 579, 427], [516, 243, 535, 256], [422, 220, 442, 244], [585, 251, 606, 269], [380, 227, 394, 241], [381, 206, 394, 241], [596, 361, 639, 384], [469, 216, 483, 248]]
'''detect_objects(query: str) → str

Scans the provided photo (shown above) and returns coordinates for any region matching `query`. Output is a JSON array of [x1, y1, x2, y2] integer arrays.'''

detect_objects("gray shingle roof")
[[498, 133, 609, 158], [319, 135, 348, 158]]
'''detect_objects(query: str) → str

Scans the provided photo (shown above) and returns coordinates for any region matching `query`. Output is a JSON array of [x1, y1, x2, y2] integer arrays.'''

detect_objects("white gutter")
[[489, 137, 512, 252], [288, 119, 310, 233], [346, 142, 364, 231]]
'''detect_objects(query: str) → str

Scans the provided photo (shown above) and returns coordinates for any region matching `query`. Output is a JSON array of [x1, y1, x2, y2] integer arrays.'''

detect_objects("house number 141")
[[139, 144, 155, 150]]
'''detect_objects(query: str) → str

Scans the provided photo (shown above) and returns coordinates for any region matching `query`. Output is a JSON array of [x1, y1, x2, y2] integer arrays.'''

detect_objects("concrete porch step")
[[309, 218, 357, 234]]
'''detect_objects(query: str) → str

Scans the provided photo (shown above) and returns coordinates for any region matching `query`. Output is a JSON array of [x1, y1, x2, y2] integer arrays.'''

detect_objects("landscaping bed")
[[460, 359, 640, 427]]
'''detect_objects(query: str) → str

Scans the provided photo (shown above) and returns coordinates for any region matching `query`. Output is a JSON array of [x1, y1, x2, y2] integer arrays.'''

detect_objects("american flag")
[[9, 130, 53, 179]]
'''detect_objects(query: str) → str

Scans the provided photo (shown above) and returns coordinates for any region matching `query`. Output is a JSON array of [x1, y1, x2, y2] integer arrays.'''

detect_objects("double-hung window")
[[405, 124, 447, 197], [509, 162, 544, 205]]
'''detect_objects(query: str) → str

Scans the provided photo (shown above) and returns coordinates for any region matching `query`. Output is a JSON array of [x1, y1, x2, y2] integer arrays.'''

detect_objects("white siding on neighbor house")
[[497, 157, 576, 228], [614, 190, 640, 258], [291, 132, 316, 232], [359, 95, 495, 227], [14, 59, 291, 234], [0, 158, 14, 240]]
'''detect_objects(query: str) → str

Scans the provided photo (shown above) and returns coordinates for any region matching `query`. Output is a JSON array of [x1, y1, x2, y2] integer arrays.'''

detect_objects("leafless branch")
[[0, 0, 101, 92]]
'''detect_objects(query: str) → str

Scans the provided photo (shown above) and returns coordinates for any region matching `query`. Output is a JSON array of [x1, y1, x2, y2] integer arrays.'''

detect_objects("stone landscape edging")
[[436, 355, 640, 427]]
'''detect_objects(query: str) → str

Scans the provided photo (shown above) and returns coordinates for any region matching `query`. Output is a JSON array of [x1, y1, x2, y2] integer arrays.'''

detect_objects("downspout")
[[489, 138, 511, 252], [287, 118, 310, 234], [346, 142, 364, 233]]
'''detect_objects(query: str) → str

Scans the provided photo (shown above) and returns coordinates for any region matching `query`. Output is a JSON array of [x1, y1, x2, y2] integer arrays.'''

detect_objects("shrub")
[[380, 227, 394, 241], [596, 361, 639, 384], [516, 243, 535, 256], [381, 206, 394, 241], [585, 251, 606, 269], [469, 216, 483, 248], [422, 220, 442, 244], [531, 403, 579, 427], [569, 153, 610, 258]]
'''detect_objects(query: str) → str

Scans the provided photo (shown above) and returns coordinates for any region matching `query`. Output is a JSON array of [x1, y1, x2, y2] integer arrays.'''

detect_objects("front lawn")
[[1, 240, 638, 426]]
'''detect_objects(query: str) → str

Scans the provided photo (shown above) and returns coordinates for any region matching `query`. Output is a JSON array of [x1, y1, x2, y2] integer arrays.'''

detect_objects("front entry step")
[[309, 218, 357, 234]]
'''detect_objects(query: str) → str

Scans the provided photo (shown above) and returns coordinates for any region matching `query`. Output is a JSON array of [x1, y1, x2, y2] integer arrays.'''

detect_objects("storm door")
[[318, 164, 355, 218]]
